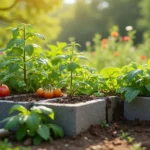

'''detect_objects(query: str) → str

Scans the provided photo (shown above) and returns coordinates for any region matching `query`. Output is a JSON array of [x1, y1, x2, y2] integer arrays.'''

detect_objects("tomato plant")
[[0, 24, 48, 93], [0, 84, 10, 97]]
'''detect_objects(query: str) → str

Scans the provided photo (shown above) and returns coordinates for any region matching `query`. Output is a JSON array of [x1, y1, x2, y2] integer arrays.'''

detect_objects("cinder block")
[[107, 96, 120, 122], [34, 99, 106, 137], [124, 97, 150, 120]]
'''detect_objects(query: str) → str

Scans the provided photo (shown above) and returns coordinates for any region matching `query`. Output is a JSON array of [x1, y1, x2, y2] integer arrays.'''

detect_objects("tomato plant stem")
[[69, 43, 75, 96], [23, 25, 27, 87]]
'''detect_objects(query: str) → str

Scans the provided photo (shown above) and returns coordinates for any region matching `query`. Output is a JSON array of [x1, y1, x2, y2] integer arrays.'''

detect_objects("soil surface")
[[0, 94, 100, 103], [12, 120, 150, 150]]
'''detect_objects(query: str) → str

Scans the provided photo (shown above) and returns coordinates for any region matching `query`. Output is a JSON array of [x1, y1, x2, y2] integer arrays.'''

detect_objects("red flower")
[[123, 36, 130, 41], [114, 51, 120, 56], [140, 55, 147, 60], [111, 31, 119, 37]]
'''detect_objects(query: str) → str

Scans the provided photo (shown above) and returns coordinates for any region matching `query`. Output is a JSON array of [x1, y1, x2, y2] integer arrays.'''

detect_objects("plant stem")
[[23, 25, 27, 87], [70, 42, 75, 96]]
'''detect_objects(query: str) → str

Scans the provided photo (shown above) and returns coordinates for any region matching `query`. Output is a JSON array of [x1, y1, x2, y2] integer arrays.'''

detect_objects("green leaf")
[[125, 88, 140, 103], [9, 105, 28, 114], [93, 92, 104, 97], [24, 45, 34, 56], [127, 69, 143, 80], [12, 28, 19, 38], [8, 64, 20, 72], [34, 33, 45, 40], [16, 126, 27, 141], [37, 124, 50, 140], [18, 115, 28, 124], [48, 123, 64, 138], [33, 135, 43, 145], [26, 113, 40, 131], [77, 55, 88, 60], [100, 67, 120, 78], [31, 106, 54, 120], [5, 116, 19, 130], [145, 84, 150, 92], [55, 55, 69, 60], [67, 62, 79, 71], [11, 47, 23, 56], [59, 64, 67, 72]]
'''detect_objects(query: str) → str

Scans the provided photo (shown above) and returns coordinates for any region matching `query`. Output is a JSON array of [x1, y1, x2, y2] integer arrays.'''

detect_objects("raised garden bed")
[[124, 96, 150, 120], [0, 94, 119, 137]]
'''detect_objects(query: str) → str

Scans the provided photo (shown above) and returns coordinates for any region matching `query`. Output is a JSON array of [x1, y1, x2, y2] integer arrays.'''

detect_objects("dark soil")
[[0, 94, 48, 102], [0, 94, 100, 103], [11, 120, 150, 150]]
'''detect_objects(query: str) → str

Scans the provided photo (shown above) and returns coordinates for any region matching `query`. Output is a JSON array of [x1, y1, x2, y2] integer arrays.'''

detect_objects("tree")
[[56, 0, 141, 48], [0, 0, 62, 47]]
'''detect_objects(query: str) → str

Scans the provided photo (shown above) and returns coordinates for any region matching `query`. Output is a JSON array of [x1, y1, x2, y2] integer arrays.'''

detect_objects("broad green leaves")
[[117, 61, 150, 102], [1, 105, 64, 145], [9, 105, 29, 114], [37, 124, 49, 140]]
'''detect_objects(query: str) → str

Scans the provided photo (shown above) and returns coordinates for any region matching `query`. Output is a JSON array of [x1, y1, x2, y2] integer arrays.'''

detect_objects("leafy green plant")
[[119, 130, 134, 143], [52, 42, 103, 97], [2, 105, 64, 145], [130, 143, 145, 150], [0, 139, 30, 150], [0, 23, 48, 93], [99, 67, 121, 94], [100, 121, 109, 128], [117, 61, 150, 102]]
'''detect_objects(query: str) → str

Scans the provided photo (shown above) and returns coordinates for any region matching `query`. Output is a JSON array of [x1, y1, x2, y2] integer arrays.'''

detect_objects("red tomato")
[[54, 88, 62, 97], [36, 88, 44, 97], [0, 84, 10, 97], [44, 90, 54, 99]]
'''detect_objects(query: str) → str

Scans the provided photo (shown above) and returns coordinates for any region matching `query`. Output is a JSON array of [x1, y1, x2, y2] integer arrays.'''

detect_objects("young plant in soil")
[[2, 105, 64, 145], [117, 61, 150, 102], [52, 42, 104, 100], [0, 23, 48, 93], [99, 67, 121, 95]]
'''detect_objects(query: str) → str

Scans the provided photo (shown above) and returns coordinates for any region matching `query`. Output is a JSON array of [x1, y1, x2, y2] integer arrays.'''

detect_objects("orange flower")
[[123, 36, 130, 41], [102, 38, 108, 44], [102, 44, 107, 49], [140, 55, 147, 60], [114, 51, 120, 56], [111, 31, 119, 37]]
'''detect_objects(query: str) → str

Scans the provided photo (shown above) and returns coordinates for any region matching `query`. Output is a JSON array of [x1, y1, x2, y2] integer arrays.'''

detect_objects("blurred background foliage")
[[0, 0, 150, 71]]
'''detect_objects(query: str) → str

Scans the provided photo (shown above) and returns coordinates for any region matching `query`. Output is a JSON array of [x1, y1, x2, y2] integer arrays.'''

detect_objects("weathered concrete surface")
[[34, 99, 106, 137], [124, 97, 150, 120], [107, 96, 120, 122]]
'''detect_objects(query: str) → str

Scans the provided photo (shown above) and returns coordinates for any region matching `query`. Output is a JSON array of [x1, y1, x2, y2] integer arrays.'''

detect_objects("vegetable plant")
[[52, 42, 103, 97], [2, 105, 64, 145], [99, 67, 121, 95], [0, 139, 31, 150], [0, 23, 48, 93], [117, 61, 150, 102]]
